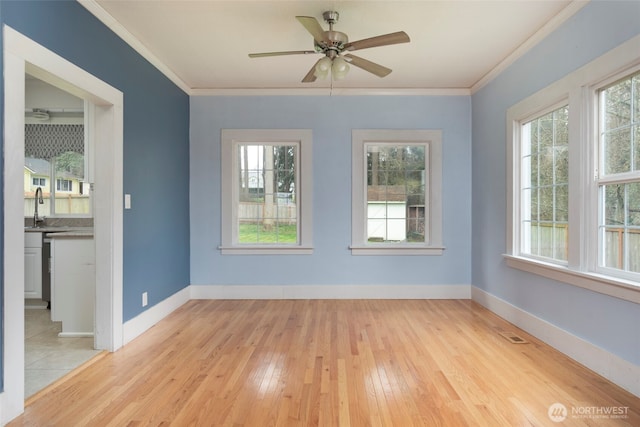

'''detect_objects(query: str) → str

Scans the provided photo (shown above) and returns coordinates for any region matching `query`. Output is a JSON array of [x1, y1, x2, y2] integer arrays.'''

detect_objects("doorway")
[[3, 26, 124, 422], [23, 75, 102, 398]]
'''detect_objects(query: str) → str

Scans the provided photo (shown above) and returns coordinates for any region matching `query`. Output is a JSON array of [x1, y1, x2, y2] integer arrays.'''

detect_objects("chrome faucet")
[[33, 186, 44, 227]]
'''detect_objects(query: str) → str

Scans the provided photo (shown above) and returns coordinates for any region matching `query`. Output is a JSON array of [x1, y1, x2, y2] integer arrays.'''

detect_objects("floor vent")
[[499, 332, 529, 344]]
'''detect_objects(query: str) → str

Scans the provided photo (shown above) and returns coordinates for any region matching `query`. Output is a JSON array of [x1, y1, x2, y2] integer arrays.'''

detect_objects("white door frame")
[[2, 25, 123, 423]]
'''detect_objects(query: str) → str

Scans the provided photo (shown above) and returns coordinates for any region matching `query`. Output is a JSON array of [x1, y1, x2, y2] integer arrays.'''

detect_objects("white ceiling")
[[84, 0, 586, 95]]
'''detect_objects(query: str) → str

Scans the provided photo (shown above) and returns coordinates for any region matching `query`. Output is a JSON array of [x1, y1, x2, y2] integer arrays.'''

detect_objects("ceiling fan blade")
[[249, 50, 317, 58], [302, 58, 323, 83], [344, 31, 410, 52], [344, 54, 392, 78], [296, 16, 326, 44]]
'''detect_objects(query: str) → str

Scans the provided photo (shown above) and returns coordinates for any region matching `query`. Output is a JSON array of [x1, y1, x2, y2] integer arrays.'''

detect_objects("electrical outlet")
[[142, 291, 148, 307]]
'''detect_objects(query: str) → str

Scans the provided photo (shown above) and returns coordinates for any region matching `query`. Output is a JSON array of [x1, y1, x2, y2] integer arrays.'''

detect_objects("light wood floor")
[[10, 300, 640, 426]]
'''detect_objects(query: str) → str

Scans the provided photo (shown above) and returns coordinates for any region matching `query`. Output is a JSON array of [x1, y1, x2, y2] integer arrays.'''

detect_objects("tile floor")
[[25, 304, 102, 398]]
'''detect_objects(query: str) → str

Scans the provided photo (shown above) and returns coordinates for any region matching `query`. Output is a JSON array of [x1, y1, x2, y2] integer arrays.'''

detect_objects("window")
[[598, 72, 640, 276], [351, 130, 443, 255], [220, 129, 313, 254], [506, 36, 640, 301], [24, 121, 91, 217], [521, 105, 569, 262], [56, 178, 73, 192]]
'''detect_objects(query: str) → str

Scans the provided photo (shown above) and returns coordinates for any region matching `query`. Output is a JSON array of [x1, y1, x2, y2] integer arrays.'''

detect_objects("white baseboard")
[[58, 332, 93, 338], [472, 286, 640, 397], [190, 284, 471, 300], [122, 286, 191, 345], [121, 284, 469, 347]]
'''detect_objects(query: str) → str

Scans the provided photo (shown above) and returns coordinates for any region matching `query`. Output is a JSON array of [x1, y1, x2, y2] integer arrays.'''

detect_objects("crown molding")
[[78, 0, 191, 95], [190, 87, 471, 97], [470, 0, 589, 94]]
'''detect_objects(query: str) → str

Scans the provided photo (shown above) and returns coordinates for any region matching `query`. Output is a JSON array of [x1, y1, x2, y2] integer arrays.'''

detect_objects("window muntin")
[[220, 129, 313, 254], [351, 129, 443, 256], [520, 105, 569, 262], [598, 72, 640, 276], [236, 143, 298, 245]]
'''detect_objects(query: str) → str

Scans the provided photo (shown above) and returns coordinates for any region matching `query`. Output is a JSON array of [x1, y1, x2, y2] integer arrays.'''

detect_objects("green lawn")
[[238, 223, 297, 244]]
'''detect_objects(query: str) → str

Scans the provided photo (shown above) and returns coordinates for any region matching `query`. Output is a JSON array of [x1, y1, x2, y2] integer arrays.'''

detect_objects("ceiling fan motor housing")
[[315, 30, 349, 57], [314, 10, 348, 58]]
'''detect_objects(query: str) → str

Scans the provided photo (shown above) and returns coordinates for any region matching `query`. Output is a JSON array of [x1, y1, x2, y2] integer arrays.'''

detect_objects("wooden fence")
[[237, 202, 297, 225], [24, 195, 91, 216], [530, 223, 639, 272]]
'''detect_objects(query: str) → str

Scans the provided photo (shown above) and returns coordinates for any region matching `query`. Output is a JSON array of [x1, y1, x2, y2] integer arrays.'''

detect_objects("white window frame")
[[220, 129, 313, 255], [351, 129, 443, 256], [505, 35, 640, 304]]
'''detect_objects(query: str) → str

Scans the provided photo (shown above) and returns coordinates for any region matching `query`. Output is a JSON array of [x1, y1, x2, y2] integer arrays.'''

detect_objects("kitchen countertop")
[[46, 231, 94, 238], [24, 226, 94, 238]]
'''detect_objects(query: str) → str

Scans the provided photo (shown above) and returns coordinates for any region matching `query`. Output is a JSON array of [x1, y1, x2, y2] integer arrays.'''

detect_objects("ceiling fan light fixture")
[[331, 57, 349, 80], [314, 56, 332, 79]]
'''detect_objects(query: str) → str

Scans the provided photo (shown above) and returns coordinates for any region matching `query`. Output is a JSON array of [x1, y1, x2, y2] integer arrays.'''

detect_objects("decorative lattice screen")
[[25, 124, 84, 159]]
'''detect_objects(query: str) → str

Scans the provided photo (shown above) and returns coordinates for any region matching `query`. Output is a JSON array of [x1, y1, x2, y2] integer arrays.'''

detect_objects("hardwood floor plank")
[[9, 300, 640, 426]]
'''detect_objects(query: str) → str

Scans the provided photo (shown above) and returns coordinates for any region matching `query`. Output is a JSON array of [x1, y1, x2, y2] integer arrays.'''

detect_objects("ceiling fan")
[[248, 11, 410, 82]]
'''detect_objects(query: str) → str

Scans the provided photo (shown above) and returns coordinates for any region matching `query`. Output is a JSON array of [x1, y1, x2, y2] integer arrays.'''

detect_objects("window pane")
[[603, 128, 632, 175], [635, 124, 640, 172], [634, 73, 640, 123], [602, 226, 623, 270], [628, 182, 640, 226], [555, 147, 569, 184], [520, 105, 569, 261], [366, 144, 426, 243], [603, 184, 625, 226], [555, 184, 569, 222], [529, 153, 539, 185], [601, 71, 639, 175], [522, 188, 536, 221], [601, 182, 640, 274], [603, 77, 632, 129], [53, 151, 89, 215], [553, 224, 568, 260], [24, 157, 51, 217], [237, 143, 297, 245]]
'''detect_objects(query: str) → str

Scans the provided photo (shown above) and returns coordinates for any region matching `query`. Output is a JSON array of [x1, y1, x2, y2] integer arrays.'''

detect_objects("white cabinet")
[[51, 236, 95, 337], [24, 232, 43, 299]]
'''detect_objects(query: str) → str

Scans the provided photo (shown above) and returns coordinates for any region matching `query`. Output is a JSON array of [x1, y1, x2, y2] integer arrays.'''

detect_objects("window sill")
[[350, 245, 445, 256], [503, 254, 640, 304], [219, 246, 313, 255]]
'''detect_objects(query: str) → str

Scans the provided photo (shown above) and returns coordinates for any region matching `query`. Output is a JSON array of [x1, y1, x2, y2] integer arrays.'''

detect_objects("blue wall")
[[0, 0, 190, 339], [190, 95, 472, 286], [471, 1, 640, 365]]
